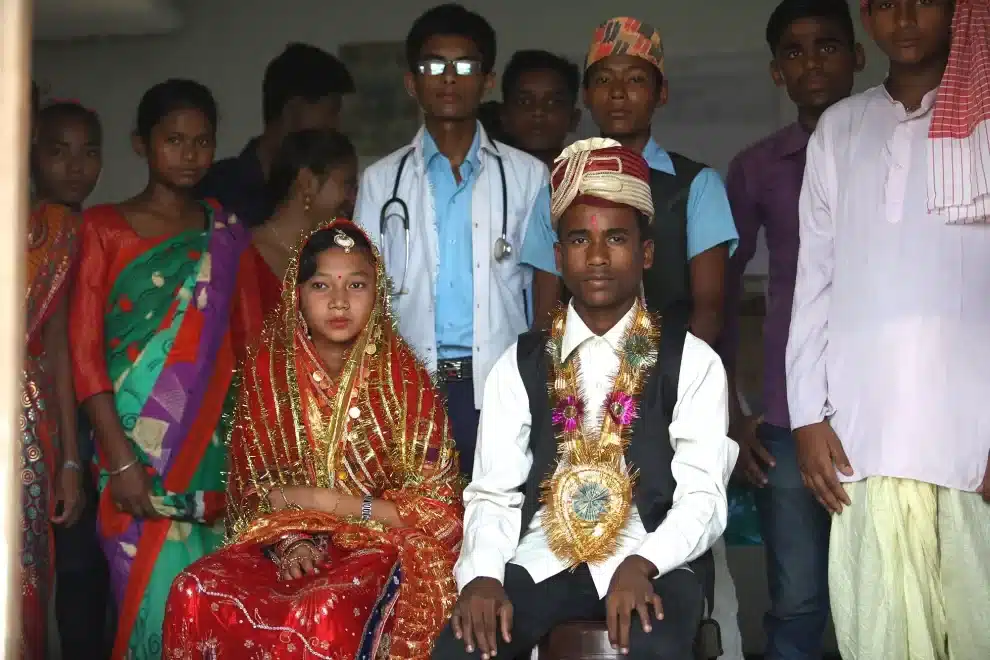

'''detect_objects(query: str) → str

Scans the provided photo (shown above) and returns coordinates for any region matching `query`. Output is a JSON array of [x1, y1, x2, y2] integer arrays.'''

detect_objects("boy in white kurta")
[[786, 2, 990, 658]]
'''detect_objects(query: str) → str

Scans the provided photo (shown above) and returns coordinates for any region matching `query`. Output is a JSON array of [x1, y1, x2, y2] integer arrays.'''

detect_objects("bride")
[[163, 219, 464, 660]]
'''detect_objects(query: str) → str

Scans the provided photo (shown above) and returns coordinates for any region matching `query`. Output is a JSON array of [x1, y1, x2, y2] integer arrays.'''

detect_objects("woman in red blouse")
[[249, 129, 358, 317], [69, 79, 253, 659]]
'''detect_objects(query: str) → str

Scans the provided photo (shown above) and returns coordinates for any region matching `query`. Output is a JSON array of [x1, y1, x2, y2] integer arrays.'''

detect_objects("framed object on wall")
[[337, 41, 421, 166]]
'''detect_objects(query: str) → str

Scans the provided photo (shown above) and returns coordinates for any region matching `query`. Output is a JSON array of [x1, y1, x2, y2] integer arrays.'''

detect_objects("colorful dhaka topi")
[[585, 16, 665, 75]]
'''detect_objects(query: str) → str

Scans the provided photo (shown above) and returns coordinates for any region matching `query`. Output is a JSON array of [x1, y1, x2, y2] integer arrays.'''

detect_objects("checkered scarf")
[[864, 0, 990, 222]]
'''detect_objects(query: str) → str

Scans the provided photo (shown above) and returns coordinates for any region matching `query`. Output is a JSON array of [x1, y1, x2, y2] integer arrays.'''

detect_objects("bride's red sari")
[[163, 220, 463, 659]]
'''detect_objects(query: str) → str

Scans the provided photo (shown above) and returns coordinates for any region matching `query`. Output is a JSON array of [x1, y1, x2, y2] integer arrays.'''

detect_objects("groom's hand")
[[450, 577, 513, 659]]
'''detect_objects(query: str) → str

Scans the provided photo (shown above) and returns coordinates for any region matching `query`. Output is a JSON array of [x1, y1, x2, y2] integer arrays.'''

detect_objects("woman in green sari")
[[69, 79, 252, 659]]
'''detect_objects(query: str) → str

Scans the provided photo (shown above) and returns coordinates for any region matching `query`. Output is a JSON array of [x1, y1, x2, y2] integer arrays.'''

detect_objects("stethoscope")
[[379, 147, 510, 297]]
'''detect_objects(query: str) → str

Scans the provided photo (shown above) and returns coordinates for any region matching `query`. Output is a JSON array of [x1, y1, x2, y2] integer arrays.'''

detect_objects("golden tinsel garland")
[[539, 301, 660, 566]]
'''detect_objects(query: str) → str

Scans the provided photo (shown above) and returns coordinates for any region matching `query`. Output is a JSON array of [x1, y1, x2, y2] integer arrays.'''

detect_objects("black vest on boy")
[[643, 153, 706, 318], [514, 318, 714, 604]]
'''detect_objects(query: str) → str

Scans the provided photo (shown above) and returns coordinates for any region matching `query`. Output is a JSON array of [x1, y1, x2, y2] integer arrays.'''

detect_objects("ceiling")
[[33, 0, 182, 40]]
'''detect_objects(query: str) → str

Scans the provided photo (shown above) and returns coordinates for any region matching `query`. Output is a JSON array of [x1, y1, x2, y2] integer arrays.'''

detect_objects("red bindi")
[[590, 215, 599, 230]]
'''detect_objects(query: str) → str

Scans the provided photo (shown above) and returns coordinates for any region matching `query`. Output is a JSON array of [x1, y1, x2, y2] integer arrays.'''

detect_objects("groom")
[[432, 138, 736, 659]]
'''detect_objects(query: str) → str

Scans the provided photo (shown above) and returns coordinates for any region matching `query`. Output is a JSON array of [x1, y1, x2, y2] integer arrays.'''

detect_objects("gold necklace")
[[265, 222, 306, 253]]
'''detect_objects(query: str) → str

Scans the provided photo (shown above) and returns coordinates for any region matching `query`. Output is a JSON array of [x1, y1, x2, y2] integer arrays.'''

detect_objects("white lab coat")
[[353, 123, 549, 408]]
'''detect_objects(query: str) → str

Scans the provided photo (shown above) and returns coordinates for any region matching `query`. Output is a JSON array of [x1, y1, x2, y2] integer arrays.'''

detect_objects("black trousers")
[[431, 563, 703, 660], [438, 378, 480, 477]]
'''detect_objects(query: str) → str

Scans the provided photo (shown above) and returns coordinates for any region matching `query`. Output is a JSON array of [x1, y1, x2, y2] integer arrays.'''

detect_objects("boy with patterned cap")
[[432, 138, 736, 660], [787, 1, 990, 657], [582, 17, 738, 345]]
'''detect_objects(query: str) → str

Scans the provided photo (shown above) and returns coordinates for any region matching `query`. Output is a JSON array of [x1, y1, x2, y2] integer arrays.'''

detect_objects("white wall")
[[33, 0, 886, 274]]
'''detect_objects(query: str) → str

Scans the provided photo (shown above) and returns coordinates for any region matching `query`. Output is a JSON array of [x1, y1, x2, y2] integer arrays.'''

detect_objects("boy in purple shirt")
[[722, 0, 862, 658]]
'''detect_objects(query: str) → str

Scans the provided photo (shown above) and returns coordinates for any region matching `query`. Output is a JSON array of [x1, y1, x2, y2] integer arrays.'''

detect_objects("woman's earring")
[[303, 195, 312, 213]]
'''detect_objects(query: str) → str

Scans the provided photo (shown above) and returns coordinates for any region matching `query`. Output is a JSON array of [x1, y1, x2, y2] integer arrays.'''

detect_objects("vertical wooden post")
[[0, 0, 31, 655]]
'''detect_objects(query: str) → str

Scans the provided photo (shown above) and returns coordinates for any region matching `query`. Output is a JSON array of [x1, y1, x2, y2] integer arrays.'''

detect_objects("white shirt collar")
[[560, 301, 638, 361], [873, 82, 939, 120]]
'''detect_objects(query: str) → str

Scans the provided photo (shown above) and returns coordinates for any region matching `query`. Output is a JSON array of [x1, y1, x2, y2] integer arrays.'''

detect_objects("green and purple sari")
[[77, 202, 248, 659]]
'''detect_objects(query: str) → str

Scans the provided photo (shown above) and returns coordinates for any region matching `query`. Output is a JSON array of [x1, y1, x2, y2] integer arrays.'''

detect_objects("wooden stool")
[[536, 619, 721, 659], [538, 621, 619, 660]]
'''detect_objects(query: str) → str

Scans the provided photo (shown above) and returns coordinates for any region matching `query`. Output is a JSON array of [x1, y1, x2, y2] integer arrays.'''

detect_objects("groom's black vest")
[[515, 314, 714, 607]]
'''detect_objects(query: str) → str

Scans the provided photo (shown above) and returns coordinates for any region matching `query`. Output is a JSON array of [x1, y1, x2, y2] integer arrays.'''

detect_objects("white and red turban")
[[549, 138, 654, 227]]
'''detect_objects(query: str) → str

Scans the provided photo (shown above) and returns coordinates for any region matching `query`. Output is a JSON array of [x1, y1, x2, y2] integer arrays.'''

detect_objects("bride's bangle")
[[273, 532, 310, 558], [276, 542, 316, 571], [280, 538, 315, 559]]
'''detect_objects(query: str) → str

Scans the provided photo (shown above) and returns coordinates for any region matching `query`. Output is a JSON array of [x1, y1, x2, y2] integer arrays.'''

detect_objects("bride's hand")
[[278, 541, 321, 581]]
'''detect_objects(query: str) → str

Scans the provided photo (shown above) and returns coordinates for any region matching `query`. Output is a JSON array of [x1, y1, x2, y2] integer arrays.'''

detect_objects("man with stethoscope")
[[354, 4, 560, 478]]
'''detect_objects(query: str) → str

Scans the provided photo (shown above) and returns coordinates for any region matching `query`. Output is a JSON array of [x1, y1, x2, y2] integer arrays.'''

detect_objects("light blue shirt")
[[642, 138, 738, 258], [424, 129, 557, 359], [354, 124, 552, 406], [520, 185, 557, 274]]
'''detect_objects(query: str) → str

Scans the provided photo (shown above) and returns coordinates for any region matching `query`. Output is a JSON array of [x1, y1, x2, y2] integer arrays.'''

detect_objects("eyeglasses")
[[416, 58, 483, 77]]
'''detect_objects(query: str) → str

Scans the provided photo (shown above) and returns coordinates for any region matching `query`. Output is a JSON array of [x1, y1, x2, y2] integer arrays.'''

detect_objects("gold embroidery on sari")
[[210, 220, 462, 660]]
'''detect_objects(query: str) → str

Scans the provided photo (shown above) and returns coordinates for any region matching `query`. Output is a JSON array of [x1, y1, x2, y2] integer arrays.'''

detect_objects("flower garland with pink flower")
[[551, 395, 584, 433], [539, 300, 661, 566]]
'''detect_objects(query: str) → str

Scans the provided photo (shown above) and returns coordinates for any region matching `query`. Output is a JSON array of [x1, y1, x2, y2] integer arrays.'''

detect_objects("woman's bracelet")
[[277, 486, 303, 512], [62, 460, 82, 472], [108, 458, 139, 476], [280, 539, 315, 559], [273, 532, 310, 557], [275, 539, 318, 571]]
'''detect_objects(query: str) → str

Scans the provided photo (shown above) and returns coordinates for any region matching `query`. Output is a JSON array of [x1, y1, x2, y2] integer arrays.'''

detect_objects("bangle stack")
[[272, 533, 317, 573], [273, 532, 311, 558]]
